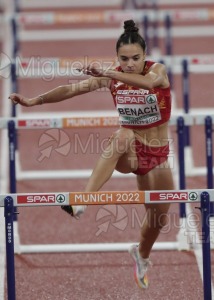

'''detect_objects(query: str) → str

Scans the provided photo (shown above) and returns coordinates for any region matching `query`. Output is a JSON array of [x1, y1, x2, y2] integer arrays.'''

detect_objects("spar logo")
[[18, 119, 51, 128], [56, 194, 66, 203], [150, 192, 199, 202], [146, 95, 156, 104], [150, 192, 188, 202], [188, 192, 198, 201], [17, 194, 56, 204]]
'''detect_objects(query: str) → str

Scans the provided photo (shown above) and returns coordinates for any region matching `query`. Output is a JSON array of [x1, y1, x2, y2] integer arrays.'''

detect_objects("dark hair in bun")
[[116, 19, 146, 53], [124, 20, 139, 33]]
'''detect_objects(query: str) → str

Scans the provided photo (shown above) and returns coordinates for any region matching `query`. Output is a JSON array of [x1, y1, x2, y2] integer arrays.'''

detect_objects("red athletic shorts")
[[132, 139, 170, 176]]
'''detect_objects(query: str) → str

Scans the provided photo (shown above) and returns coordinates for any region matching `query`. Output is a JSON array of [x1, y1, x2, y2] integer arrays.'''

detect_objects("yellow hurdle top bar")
[[0, 189, 213, 207]]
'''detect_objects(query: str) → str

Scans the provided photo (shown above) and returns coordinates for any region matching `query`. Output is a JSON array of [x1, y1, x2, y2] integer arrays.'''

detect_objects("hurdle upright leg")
[[205, 116, 214, 210], [176, 116, 191, 250], [8, 120, 21, 255], [142, 15, 150, 54], [177, 116, 186, 218], [182, 59, 191, 147], [4, 196, 16, 300], [8, 121, 17, 197], [200, 191, 212, 300]]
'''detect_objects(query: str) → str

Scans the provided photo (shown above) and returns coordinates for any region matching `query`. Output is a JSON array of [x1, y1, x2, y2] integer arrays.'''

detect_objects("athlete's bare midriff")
[[132, 122, 169, 147]]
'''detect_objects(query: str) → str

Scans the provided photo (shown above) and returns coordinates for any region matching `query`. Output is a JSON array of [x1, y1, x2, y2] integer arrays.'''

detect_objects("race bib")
[[115, 90, 161, 126]]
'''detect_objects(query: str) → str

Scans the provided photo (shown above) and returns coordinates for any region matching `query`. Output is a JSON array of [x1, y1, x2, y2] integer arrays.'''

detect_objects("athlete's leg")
[[136, 160, 174, 258], [62, 127, 138, 217], [85, 127, 138, 191]]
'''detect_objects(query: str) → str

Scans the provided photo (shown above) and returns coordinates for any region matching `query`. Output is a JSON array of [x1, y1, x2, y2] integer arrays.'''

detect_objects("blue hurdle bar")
[[8, 121, 18, 221], [142, 15, 150, 54], [151, 0, 159, 50], [11, 17, 19, 118], [205, 116, 214, 214], [177, 117, 186, 218], [4, 196, 16, 300], [8, 121, 17, 196], [201, 191, 212, 300], [182, 59, 191, 147], [9, 15, 19, 218], [164, 14, 173, 89]]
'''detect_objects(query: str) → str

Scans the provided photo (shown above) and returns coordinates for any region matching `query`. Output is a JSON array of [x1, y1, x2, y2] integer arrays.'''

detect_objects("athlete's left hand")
[[82, 65, 103, 77]]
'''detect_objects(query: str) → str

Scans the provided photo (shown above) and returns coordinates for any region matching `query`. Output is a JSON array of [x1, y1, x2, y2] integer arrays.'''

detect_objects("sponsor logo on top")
[[18, 119, 61, 128], [150, 191, 198, 202], [18, 119, 51, 128], [17, 194, 56, 205]]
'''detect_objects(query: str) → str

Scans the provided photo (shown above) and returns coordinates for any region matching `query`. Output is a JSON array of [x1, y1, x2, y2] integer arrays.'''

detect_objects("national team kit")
[[110, 61, 171, 175]]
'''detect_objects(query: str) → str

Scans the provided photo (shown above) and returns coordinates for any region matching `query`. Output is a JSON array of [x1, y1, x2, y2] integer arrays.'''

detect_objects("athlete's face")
[[117, 43, 146, 74]]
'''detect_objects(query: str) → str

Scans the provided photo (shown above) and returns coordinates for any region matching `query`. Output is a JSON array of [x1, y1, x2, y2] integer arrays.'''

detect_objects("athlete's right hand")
[[9, 93, 35, 107]]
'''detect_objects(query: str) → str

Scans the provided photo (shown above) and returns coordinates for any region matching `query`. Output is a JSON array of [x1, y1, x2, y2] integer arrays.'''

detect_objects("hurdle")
[[7, 0, 214, 9], [3, 113, 194, 181], [6, 54, 214, 82], [2, 189, 213, 300], [3, 113, 213, 253], [2, 7, 214, 25], [2, 7, 214, 59], [5, 0, 209, 58], [5, 113, 214, 181]]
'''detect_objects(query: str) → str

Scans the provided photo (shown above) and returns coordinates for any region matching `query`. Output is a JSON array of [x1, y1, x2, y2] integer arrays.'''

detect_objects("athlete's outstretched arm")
[[9, 76, 110, 107], [84, 63, 169, 90]]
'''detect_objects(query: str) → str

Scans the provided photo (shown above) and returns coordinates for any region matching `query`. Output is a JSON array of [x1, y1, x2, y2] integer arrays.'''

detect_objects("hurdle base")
[[17, 241, 179, 254]]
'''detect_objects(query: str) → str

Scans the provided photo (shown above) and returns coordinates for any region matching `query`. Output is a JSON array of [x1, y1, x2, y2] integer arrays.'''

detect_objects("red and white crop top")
[[110, 61, 171, 129]]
